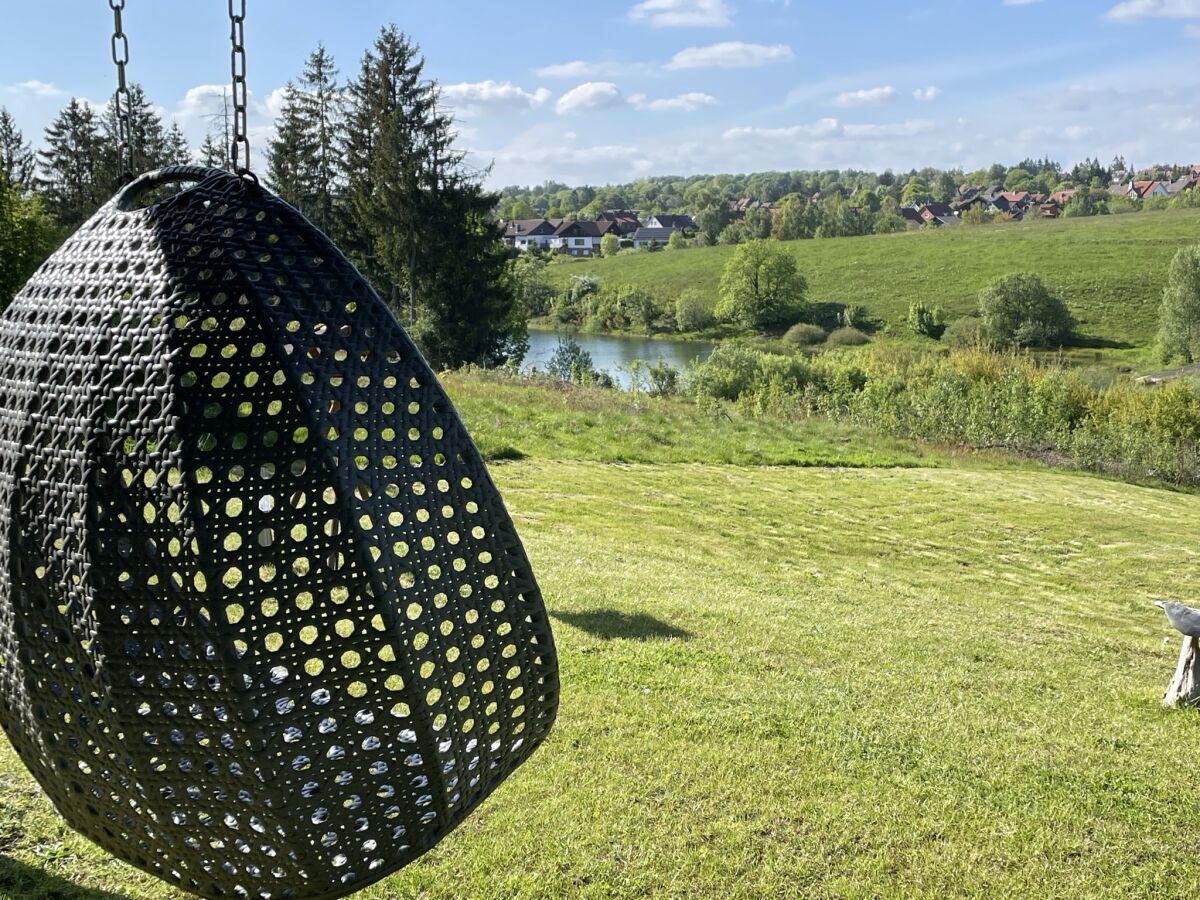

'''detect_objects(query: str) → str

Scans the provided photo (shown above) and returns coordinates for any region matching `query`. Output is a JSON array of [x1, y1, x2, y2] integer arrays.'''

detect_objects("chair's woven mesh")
[[0, 166, 558, 899]]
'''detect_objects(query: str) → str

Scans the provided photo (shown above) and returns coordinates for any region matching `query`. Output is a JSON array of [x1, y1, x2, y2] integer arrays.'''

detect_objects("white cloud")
[[832, 85, 896, 107], [1104, 0, 1200, 21], [629, 0, 733, 27], [263, 86, 289, 120], [174, 84, 232, 126], [4, 80, 63, 98], [913, 85, 942, 101], [536, 60, 619, 79], [555, 82, 624, 115], [723, 118, 936, 142], [440, 80, 551, 116], [665, 42, 794, 70], [630, 91, 718, 111], [1188, 21, 1200, 33]]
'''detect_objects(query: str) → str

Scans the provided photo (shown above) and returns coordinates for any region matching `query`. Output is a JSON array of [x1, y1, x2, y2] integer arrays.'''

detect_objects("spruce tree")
[[99, 84, 172, 180], [199, 130, 227, 169], [163, 121, 192, 166], [265, 82, 308, 207], [409, 104, 526, 367], [340, 26, 523, 368], [266, 46, 342, 235], [36, 98, 107, 228], [0, 108, 35, 190]]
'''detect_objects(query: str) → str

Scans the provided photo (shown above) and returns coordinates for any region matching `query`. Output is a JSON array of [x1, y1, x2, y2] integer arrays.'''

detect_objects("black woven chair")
[[0, 167, 558, 899]]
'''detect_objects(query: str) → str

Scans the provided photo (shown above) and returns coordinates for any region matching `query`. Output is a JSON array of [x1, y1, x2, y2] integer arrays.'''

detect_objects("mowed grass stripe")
[[4, 461, 1200, 897]]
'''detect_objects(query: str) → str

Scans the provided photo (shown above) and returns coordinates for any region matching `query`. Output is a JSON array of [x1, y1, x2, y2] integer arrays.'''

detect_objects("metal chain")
[[108, 0, 134, 182], [229, 0, 251, 172]]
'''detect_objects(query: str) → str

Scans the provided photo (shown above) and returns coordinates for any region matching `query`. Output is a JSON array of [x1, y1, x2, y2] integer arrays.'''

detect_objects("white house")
[[550, 220, 606, 257], [503, 219, 559, 251]]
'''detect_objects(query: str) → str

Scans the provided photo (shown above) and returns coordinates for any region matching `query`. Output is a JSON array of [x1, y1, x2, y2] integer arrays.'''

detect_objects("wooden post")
[[1163, 634, 1200, 707]]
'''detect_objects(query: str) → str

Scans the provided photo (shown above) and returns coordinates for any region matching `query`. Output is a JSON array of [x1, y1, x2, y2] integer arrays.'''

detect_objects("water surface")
[[524, 330, 716, 388]]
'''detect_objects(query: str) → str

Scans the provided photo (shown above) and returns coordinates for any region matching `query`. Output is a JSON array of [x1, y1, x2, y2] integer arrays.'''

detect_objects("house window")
[[574, 238, 584, 246]]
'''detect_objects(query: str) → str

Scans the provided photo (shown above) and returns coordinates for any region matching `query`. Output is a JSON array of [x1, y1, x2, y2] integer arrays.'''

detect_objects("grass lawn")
[[4, 378, 1200, 898], [545, 208, 1200, 364]]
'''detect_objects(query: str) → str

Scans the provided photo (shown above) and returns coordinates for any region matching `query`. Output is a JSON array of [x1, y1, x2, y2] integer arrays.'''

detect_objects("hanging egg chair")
[[0, 161, 557, 899]]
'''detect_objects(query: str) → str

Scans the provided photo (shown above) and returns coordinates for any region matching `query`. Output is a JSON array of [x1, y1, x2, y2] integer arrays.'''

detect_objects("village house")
[[644, 213, 697, 232], [1127, 180, 1169, 200], [503, 218, 559, 251], [551, 220, 606, 257], [629, 226, 681, 250], [1167, 174, 1199, 196], [596, 210, 642, 236]]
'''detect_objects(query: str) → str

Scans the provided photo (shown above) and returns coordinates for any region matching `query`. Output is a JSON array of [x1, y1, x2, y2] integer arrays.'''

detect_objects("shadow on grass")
[[1067, 334, 1135, 350], [554, 609, 691, 641], [0, 854, 132, 900]]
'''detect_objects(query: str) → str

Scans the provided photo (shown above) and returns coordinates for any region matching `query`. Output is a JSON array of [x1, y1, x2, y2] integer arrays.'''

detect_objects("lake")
[[524, 330, 717, 388]]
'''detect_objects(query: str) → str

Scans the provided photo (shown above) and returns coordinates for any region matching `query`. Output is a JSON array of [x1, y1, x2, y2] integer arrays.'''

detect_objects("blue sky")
[[1, 1, 1199, 187]]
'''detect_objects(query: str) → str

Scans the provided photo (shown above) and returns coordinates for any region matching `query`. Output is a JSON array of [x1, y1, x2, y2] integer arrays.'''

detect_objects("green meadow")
[[4, 376, 1200, 898], [547, 209, 1200, 360]]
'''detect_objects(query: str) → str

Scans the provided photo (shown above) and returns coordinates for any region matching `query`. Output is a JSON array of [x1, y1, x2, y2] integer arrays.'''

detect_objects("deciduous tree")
[[716, 239, 807, 330], [1157, 245, 1200, 364]]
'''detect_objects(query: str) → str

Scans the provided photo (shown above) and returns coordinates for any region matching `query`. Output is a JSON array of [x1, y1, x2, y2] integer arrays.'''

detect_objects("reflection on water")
[[524, 330, 716, 389]]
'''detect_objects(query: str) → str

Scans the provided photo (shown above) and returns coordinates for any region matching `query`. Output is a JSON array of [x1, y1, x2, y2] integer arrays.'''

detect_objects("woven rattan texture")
[[0, 167, 558, 899]]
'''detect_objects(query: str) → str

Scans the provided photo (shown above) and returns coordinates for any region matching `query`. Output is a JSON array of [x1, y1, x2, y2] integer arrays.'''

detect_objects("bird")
[[1153, 599, 1200, 637]]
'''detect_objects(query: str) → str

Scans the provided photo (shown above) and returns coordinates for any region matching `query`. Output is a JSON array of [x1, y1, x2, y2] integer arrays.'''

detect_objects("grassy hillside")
[[547, 209, 1200, 353], [3, 377, 1200, 897]]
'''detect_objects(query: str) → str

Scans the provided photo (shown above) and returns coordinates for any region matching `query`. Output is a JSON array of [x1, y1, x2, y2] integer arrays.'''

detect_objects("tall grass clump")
[[687, 344, 1200, 484]]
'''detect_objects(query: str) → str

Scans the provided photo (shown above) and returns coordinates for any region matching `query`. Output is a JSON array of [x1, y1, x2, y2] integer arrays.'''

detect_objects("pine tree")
[[0, 107, 35, 190], [340, 26, 523, 367], [266, 46, 342, 235], [36, 98, 107, 228]]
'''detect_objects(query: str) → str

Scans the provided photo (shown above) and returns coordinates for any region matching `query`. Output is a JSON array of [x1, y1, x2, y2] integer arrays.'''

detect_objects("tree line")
[[0, 25, 525, 371], [497, 155, 1200, 230]]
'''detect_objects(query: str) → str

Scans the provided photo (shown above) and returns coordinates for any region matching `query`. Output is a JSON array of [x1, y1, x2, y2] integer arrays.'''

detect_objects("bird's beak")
[[1153, 599, 1167, 609]]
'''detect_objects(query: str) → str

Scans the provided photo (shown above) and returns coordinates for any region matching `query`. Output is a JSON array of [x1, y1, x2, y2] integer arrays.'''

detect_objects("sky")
[[1, 0, 1199, 189]]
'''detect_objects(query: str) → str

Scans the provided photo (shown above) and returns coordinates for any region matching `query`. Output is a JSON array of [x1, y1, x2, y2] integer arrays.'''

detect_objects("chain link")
[[109, 0, 134, 182], [229, 0, 251, 172]]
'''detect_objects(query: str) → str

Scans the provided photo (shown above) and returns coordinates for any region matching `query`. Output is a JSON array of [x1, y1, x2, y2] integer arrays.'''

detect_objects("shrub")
[[907, 301, 944, 338], [1156, 244, 1200, 364], [687, 345, 812, 411], [600, 233, 620, 257], [828, 326, 870, 346], [719, 223, 748, 245], [840, 304, 867, 329], [783, 323, 827, 346], [545, 336, 597, 384], [977, 273, 1074, 348], [675, 289, 715, 332], [687, 345, 764, 401], [667, 230, 689, 251], [646, 359, 680, 397], [942, 316, 986, 348]]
